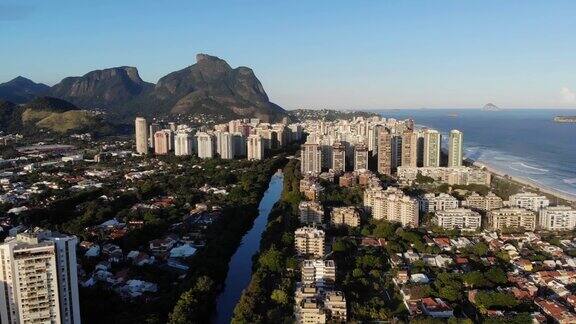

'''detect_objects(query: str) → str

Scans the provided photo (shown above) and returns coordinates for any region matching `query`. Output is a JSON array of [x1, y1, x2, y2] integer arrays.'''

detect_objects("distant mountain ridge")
[[0, 54, 287, 122], [0, 76, 50, 104]]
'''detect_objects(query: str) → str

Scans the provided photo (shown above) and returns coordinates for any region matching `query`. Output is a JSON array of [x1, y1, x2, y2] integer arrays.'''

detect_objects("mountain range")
[[0, 54, 287, 123]]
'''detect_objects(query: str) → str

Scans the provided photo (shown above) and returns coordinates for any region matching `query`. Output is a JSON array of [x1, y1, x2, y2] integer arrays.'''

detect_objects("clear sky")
[[2, 0, 576, 109]]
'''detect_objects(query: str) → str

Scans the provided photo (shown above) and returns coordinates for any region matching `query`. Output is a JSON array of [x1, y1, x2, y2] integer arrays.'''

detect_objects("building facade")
[[488, 207, 536, 231], [448, 130, 463, 167], [435, 208, 481, 230], [135, 117, 148, 154]]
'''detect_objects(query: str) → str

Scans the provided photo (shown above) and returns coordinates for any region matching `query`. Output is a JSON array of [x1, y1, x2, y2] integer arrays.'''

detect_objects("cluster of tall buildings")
[[298, 116, 465, 177], [0, 228, 80, 324], [135, 117, 303, 160]]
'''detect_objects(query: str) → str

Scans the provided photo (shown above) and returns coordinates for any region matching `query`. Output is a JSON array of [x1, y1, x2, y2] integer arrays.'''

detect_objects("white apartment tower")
[[247, 134, 264, 160], [174, 131, 195, 156], [0, 229, 80, 324], [424, 129, 441, 167], [448, 130, 463, 167], [135, 117, 148, 154], [217, 132, 235, 159], [196, 132, 215, 159], [539, 206, 576, 231]]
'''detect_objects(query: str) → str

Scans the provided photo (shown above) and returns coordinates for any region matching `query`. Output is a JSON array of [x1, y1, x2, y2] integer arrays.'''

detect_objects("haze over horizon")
[[2, 0, 576, 110]]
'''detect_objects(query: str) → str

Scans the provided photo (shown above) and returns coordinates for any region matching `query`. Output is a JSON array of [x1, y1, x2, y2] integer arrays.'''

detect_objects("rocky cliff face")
[[49, 66, 154, 109]]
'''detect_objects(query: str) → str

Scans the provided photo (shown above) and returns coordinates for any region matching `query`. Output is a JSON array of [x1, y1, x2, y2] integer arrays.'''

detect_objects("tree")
[[258, 247, 284, 273], [463, 271, 487, 288], [271, 289, 289, 305], [485, 267, 507, 285]]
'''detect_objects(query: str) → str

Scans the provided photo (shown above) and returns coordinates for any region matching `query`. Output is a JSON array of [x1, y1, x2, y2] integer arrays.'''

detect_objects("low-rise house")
[[420, 297, 454, 318]]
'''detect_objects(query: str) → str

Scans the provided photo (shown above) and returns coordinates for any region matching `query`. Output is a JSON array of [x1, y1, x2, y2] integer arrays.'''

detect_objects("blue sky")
[[2, 0, 576, 109]]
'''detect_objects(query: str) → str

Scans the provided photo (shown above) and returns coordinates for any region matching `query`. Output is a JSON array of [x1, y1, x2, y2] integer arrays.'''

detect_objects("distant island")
[[554, 116, 576, 123], [481, 103, 501, 111]]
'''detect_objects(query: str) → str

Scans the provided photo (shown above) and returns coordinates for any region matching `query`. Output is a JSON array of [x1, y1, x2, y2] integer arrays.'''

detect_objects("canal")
[[213, 171, 284, 323]]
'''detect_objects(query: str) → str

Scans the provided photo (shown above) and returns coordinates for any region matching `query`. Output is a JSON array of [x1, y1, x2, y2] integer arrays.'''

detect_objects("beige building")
[[295, 227, 325, 257], [463, 192, 503, 211], [0, 229, 81, 324], [299, 201, 325, 225], [365, 187, 419, 227], [377, 129, 392, 175], [154, 130, 171, 155], [435, 208, 481, 230], [488, 207, 536, 231], [448, 130, 463, 167], [301, 143, 322, 175], [135, 117, 148, 154], [539, 206, 576, 231], [330, 206, 360, 227], [324, 291, 347, 322], [401, 130, 418, 168], [299, 177, 324, 201], [423, 129, 441, 167], [353, 143, 369, 171], [331, 142, 346, 173], [296, 298, 326, 324], [196, 132, 215, 159]]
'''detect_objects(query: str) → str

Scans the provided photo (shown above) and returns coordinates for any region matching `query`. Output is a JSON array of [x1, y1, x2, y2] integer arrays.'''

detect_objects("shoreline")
[[473, 160, 576, 204]]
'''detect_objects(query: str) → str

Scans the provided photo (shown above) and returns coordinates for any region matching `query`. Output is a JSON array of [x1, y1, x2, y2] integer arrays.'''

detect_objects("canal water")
[[213, 171, 284, 324]]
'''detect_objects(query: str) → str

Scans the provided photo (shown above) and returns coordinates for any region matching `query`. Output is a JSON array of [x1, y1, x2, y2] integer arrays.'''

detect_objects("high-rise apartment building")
[[331, 142, 346, 173], [174, 131, 194, 156], [448, 130, 463, 167], [216, 132, 234, 159], [424, 129, 441, 167], [153, 130, 170, 155], [507, 192, 550, 212], [419, 193, 459, 213], [330, 207, 360, 227], [301, 259, 336, 287], [135, 117, 148, 154], [377, 128, 392, 175], [196, 132, 214, 159], [148, 122, 161, 148], [301, 143, 322, 175], [247, 134, 264, 160], [354, 143, 369, 171], [0, 229, 80, 324], [401, 130, 418, 167], [365, 187, 419, 227], [299, 201, 324, 225]]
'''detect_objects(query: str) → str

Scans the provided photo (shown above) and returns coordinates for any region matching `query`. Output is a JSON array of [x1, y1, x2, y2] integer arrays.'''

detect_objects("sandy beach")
[[473, 161, 576, 203]]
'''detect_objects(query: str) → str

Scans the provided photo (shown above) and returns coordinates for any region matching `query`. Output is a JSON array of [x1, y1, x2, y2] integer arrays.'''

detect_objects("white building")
[[365, 187, 419, 227], [301, 259, 336, 287], [448, 130, 463, 167], [419, 193, 459, 213], [539, 206, 576, 231], [507, 192, 550, 212], [196, 132, 214, 159], [247, 134, 264, 160], [423, 129, 441, 167], [435, 208, 481, 230], [135, 117, 148, 154], [301, 143, 322, 175], [0, 229, 81, 324], [217, 131, 234, 159], [488, 207, 536, 231], [174, 131, 195, 156]]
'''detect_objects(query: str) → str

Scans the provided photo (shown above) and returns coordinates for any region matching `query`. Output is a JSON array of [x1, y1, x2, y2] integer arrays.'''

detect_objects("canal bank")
[[213, 171, 284, 324]]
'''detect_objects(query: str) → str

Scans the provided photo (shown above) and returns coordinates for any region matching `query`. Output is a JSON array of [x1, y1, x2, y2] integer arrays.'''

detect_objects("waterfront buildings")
[[247, 134, 264, 160], [507, 192, 550, 212], [299, 201, 325, 225], [295, 227, 325, 257], [330, 206, 361, 227], [488, 207, 537, 231], [301, 143, 322, 175], [135, 117, 148, 154], [423, 129, 441, 167], [448, 130, 463, 167], [0, 229, 81, 324], [539, 206, 576, 231], [434, 208, 481, 230], [419, 193, 459, 213], [396, 166, 491, 186]]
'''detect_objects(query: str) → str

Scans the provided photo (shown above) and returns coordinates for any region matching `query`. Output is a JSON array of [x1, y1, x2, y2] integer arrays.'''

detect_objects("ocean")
[[376, 109, 576, 197]]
